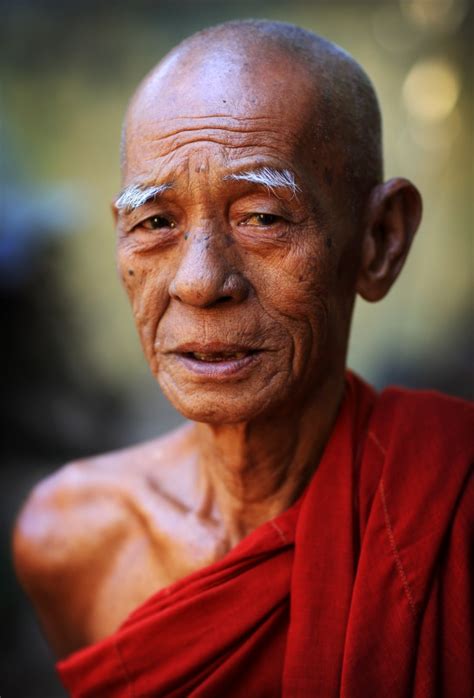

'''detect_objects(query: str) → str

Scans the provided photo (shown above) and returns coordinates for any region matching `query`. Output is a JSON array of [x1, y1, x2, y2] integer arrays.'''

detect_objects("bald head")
[[122, 20, 383, 209]]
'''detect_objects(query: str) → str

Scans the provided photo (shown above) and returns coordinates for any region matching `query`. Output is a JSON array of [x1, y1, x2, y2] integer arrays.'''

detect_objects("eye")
[[139, 215, 176, 231], [241, 213, 280, 227]]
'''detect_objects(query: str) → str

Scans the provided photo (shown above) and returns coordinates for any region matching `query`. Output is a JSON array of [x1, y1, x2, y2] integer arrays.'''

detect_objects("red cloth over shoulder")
[[57, 373, 474, 697]]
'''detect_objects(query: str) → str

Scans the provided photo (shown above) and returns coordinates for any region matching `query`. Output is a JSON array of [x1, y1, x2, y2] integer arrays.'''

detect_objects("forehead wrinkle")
[[115, 183, 173, 212], [225, 167, 300, 198], [127, 120, 295, 163], [127, 114, 286, 140], [143, 137, 290, 162]]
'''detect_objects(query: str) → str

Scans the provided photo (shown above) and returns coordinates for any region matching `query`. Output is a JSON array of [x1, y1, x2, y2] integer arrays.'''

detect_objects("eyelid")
[[230, 193, 293, 215], [240, 212, 283, 226], [140, 214, 175, 229], [125, 212, 177, 233]]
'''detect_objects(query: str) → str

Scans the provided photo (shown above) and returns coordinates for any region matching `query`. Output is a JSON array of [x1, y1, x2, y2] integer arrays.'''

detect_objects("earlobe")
[[356, 178, 422, 302]]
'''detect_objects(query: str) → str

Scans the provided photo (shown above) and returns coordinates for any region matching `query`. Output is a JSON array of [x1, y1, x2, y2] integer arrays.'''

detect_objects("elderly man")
[[14, 19, 473, 698]]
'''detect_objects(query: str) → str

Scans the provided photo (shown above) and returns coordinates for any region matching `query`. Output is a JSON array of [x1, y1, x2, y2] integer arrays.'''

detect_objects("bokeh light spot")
[[402, 58, 460, 122], [400, 0, 468, 31]]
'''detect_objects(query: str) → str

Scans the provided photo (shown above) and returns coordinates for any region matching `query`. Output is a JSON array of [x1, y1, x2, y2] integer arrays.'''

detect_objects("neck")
[[194, 372, 345, 546]]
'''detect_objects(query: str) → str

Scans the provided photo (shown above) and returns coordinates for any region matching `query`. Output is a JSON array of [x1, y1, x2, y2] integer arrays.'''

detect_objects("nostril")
[[215, 296, 233, 305]]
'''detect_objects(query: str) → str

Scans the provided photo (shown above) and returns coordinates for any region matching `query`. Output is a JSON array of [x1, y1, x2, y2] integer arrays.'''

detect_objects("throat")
[[192, 374, 345, 545], [194, 419, 312, 545]]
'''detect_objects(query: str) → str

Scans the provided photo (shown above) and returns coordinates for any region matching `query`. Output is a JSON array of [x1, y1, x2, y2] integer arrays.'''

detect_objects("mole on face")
[[184, 233, 189, 240], [128, 269, 135, 276]]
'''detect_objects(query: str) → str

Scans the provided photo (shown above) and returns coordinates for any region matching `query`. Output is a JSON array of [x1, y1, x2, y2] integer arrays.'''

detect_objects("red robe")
[[57, 373, 473, 697]]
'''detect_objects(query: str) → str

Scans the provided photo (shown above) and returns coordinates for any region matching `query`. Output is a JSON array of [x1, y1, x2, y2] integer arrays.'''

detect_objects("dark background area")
[[1, 0, 472, 695]]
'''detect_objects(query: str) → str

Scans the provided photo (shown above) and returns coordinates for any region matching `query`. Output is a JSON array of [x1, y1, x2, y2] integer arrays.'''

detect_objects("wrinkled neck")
[[194, 373, 345, 545]]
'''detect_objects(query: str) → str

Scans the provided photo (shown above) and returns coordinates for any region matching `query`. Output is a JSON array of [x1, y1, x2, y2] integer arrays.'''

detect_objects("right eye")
[[138, 215, 176, 231]]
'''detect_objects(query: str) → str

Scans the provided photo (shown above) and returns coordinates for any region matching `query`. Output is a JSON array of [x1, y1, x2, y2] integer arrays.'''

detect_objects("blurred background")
[[1, 0, 472, 694]]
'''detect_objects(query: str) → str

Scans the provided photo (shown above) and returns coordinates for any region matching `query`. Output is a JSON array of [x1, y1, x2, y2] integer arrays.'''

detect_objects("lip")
[[169, 342, 260, 354], [169, 347, 261, 380]]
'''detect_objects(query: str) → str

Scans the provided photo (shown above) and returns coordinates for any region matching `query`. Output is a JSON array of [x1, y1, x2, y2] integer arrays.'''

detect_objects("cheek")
[[249, 236, 352, 376], [242, 246, 333, 378], [250, 241, 335, 320], [117, 249, 170, 366], [336, 232, 362, 295]]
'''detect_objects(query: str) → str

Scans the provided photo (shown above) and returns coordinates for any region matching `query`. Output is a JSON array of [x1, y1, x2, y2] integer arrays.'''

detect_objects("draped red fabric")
[[57, 373, 474, 697]]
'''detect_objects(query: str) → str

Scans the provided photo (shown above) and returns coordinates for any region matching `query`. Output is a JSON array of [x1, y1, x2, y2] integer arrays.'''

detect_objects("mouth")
[[168, 345, 261, 379], [181, 350, 254, 363]]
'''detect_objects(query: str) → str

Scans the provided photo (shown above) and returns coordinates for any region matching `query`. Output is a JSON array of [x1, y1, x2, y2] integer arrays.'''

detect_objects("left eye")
[[242, 213, 280, 227], [140, 215, 176, 230]]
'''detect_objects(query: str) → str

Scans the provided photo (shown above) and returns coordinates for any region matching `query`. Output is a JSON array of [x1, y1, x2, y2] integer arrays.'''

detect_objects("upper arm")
[[13, 462, 130, 657]]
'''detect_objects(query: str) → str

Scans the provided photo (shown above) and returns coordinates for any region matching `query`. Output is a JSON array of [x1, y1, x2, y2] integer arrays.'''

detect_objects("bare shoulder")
[[15, 422, 194, 557], [12, 422, 195, 655]]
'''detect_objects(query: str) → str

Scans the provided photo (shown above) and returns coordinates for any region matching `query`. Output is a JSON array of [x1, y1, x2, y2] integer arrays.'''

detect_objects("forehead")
[[123, 49, 323, 184], [124, 118, 302, 186]]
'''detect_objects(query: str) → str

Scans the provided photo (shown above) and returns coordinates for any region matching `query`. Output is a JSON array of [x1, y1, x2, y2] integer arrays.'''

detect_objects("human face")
[[115, 52, 359, 424]]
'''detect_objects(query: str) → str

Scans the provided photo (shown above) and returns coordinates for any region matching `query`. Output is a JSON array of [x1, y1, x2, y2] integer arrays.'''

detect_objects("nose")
[[169, 232, 249, 308]]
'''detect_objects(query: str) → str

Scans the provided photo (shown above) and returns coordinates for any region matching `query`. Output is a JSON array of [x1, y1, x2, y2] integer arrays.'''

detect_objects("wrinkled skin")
[[13, 32, 422, 658], [118, 48, 359, 425]]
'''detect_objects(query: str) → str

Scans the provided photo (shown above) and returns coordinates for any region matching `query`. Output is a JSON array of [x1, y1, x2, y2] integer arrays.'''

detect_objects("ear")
[[111, 201, 119, 225], [356, 178, 422, 302]]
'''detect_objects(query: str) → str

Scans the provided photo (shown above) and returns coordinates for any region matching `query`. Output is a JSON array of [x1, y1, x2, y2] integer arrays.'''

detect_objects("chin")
[[157, 374, 287, 425]]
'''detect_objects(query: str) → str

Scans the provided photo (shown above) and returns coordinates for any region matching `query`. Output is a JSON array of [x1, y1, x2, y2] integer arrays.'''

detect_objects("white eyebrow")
[[115, 183, 173, 212], [225, 167, 300, 197]]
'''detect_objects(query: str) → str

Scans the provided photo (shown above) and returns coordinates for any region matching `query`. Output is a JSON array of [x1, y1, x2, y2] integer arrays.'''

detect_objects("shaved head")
[[122, 19, 383, 213]]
